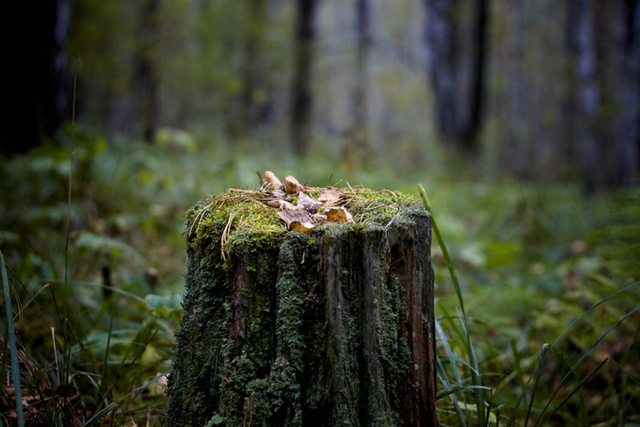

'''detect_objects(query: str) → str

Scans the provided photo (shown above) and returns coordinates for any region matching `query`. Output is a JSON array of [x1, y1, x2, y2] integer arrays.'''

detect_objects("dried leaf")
[[264, 170, 282, 187], [298, 192, 322, 213], [311, 213, 328, 225], [289, 221, 315, 233], [267, 189, 287, 199], [267, 200, 296, 210], [277, 208, 316, 232], [284, 175, 303, 194], [277, 208, 311, 226], [325, 206, 354, 224], [259, 173, 357, 231], [318, 187, 345, 205]]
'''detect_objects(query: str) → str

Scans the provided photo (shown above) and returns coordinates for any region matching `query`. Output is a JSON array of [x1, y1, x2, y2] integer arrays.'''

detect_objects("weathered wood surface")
[[165, 197, 436, 426]]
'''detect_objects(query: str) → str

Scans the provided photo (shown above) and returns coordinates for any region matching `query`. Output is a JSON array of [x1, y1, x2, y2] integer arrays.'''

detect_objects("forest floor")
[[1, 130, 638, 425]]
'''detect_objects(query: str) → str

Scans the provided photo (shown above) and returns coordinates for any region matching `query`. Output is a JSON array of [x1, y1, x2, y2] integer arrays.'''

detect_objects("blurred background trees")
[[425, 0, 488, 154], [9, 0, 640, 190]]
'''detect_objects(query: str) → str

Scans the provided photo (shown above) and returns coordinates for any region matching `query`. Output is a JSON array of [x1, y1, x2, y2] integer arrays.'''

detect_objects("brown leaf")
[[267, 200, 296, 210], [284, 175, 303, 194], [318, 187, 345, 205], [297, 192, 322, 213], [264, 170, 282, 187], [311, 213, 328, 225], [289, 221, 315, 233], [277, 206, 319, 232], [267, 189, 287, 199], [277, 208, 312, 226], [325, 206, 354, 224]]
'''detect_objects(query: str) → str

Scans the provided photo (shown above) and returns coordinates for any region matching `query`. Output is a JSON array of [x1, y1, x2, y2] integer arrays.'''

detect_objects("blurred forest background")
[[12, 0, 640, 188], [1, 0, 639, 425]]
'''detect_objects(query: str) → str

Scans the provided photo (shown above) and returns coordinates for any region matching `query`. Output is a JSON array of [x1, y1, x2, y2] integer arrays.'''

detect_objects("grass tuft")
[[2, 250, 24, 426], [418, 183, 640, 426]]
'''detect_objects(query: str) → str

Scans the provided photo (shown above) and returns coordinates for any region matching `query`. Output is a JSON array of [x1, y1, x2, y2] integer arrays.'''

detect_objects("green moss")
[[185, 188, 419, 252], [185, 190, 287, 257]]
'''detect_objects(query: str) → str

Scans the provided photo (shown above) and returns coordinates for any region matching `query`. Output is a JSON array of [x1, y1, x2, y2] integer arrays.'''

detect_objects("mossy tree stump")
[[166, 180, 437, 426]]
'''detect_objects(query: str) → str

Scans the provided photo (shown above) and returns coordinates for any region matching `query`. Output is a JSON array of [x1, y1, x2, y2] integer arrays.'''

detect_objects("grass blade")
[[436, 315, 467, 393], [435, 318, 467, 426], [128, 369, 170, 397], [48, 279, 147, 304], [104, 315, 114, 381], [494, 403, 505, 427], [437, 384, 492, 399], [418, 184, 467, 317], [535, 305, 639, 426], [608, 357, 639, 387], [83, 402, 118, 426], [510, 280, 639, 425], [437, 361, 466, 424], [538, 358, 608, 426], [523, 343, 550, 427], [510, 339, 525, 390], [2, 250, 24, 427], [419, 184, 486, 425], [547, 281, 639, 350]]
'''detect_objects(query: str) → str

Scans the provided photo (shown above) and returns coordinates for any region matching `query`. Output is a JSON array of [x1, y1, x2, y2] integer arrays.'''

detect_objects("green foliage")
[[0, 130, 191, 424], [205, 414, 224, 426], [1, 126, 637, 424], [420, 184, 640, 426]]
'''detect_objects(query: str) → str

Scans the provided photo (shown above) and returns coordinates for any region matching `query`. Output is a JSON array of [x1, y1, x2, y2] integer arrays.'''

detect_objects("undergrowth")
[[1, 127, 638, 425], [419, 184, 639, 426]]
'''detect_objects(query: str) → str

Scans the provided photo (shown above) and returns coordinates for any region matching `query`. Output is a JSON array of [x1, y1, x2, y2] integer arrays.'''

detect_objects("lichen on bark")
[[165, 187, 436, 426]]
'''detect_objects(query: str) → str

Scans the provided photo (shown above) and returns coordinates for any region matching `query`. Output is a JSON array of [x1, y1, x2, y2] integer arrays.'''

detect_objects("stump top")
[[186, 172, 424, 251]]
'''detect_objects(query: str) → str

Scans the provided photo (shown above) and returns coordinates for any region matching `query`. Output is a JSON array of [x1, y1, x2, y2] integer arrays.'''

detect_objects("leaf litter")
[[188, 171, 412, 256], [259, 171, 353, 232]]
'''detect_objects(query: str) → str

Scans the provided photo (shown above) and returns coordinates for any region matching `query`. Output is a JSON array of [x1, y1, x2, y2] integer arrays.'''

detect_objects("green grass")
[[1, 127, 638, 425], [419, 184, 639, 426], [2, 250, 24, 426]]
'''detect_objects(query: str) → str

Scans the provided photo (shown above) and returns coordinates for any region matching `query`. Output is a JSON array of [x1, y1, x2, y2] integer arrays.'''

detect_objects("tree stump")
[[165, 179, 437, 426]]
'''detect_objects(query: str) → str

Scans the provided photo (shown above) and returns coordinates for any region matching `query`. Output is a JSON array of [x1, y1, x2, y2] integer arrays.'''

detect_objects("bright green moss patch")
[[186, 189, 286, 242]]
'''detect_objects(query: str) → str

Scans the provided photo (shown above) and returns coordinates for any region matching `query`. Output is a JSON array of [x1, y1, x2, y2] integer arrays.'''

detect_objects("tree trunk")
[[620, 0, 640, 184], [6, 0, 71, 156], [165, 193, 437, 426], [227, 0, 272, 137], [568, 0, 640, 190], [344, 0, 372, 167], [134, 0, 160, 143], [574, 0, 602, 190], [504, 0, 529, 178], [291, 0, 319, 156], [424, 0, 488, 154], [242, 0, 271, 129]]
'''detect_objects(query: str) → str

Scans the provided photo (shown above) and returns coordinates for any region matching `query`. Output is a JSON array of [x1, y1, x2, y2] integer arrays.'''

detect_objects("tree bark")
[[291, 0, 319, 156], [165, 198, 437, 426]]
